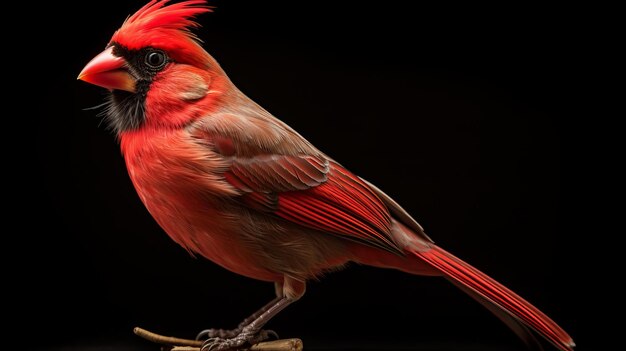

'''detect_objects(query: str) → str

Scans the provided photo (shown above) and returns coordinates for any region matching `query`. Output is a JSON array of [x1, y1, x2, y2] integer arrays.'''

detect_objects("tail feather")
[[411, 245, 575, 351], [450, 279, 544, 351]]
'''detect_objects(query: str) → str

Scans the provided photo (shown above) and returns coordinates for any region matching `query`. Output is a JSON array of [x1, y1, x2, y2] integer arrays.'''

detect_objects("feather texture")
[[211, 133, 402, 255]]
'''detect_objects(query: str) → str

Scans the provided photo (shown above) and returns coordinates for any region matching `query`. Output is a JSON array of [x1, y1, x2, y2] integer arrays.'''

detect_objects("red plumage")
[[111, 0, 212, 67], [78, 1, 574, 350], [413, 246, 574, 351]]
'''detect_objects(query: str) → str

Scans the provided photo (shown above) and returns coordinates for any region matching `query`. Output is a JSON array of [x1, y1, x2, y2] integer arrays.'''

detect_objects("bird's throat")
[[106, 89, 147, 134]]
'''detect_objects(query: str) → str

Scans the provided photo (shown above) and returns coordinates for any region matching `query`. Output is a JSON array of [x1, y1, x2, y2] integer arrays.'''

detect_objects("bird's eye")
[[145, 50, 167, 70]]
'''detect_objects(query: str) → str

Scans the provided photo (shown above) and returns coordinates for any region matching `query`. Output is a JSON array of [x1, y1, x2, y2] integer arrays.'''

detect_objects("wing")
[[227, 154, 403, 255], [193, 112, 404, 255]]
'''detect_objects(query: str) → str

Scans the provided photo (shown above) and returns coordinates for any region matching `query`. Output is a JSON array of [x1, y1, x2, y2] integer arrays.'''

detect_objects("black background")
[[20, 1, 581, 350]]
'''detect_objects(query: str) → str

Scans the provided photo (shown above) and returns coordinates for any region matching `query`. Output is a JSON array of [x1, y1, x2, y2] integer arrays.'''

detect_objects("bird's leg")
[[201, 277, 304, 351], [202, 297, 294, 351], [195, 296, 282, 340], [196, 282, 285, 340]]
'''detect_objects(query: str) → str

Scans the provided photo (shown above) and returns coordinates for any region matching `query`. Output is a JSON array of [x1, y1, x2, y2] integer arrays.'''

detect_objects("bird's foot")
[[200, 327, 278, 351], [196, 317, 265, 340], [196, 327, 240, 340]]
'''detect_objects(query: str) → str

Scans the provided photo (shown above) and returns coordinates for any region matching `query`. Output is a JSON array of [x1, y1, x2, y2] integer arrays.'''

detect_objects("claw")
[[202, 337, 218, 351], [248, 329, 278, 344], [196, 329, 210, 340], [202, 336, 243, 351]]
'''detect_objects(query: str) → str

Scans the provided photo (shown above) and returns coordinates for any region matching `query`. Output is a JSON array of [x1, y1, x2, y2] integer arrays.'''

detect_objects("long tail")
[[411, 245, 575, 351]]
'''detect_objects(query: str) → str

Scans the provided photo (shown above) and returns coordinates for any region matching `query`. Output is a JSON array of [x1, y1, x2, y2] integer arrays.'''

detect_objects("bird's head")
[[78, 0, 225, 134]]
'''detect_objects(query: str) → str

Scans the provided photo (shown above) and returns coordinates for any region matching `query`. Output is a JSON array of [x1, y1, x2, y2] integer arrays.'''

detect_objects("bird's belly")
[[140, 187, 281, 282]]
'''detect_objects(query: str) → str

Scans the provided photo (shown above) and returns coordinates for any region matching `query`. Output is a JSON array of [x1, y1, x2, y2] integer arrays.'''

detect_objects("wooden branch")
[[134, 327, 303, 351], [134, 327, 203, 347]]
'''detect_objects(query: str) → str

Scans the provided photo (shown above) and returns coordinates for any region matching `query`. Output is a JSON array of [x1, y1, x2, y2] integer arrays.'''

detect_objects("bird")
[[77, 1, 574, 350]]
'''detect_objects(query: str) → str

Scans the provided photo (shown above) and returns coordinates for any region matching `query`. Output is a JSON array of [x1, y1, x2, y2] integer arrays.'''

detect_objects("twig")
[[134, 327, 202, 346], [134, 327, 303, 351]]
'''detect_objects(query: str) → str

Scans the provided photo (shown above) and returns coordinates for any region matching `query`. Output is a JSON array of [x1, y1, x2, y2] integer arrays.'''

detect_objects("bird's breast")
[[120, 128, 237, 202], [119, 129, 279, 281]]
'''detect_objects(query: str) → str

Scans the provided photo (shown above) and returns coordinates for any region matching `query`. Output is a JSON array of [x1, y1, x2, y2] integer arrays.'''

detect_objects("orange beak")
[[78, 47, 136, 93]]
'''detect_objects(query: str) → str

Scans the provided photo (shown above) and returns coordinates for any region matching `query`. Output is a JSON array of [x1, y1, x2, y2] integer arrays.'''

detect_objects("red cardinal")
[[78, 1, 573, 350]]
